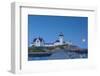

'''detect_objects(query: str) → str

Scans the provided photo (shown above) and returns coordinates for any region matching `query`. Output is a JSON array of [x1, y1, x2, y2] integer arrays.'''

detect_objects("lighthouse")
[[59, 32, 64, 45]]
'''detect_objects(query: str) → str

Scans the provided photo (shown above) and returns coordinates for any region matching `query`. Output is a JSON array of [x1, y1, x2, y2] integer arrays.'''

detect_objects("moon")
[[82, 38, 86, 42]]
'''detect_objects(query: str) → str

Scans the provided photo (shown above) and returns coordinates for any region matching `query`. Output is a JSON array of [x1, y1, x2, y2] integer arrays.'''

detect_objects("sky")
[[28, 15, 88, 48]]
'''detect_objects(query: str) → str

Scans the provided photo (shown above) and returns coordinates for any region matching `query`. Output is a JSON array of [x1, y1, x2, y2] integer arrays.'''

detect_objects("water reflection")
[[28, 50, 88, 61]]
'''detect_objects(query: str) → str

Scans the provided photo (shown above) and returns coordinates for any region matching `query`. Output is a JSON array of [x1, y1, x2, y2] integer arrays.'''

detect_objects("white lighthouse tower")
[[59, 33, 64, 45]]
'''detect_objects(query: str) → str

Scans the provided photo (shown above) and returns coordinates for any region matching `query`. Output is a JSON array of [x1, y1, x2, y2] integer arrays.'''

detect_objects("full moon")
[[82, 38, 86, 42]]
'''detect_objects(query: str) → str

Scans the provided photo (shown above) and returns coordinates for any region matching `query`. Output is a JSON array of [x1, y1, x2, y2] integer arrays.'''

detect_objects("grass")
[[28, 44, 69, 52], [28, 47, 46, 52]]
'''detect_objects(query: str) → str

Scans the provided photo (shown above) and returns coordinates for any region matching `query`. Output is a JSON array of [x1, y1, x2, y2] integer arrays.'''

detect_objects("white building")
[[33, 37, 44, 47], [31, 33, 70, 47]]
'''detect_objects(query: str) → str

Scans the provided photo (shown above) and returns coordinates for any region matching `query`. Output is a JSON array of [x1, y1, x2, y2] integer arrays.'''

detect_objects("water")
[[28, 50, 88, 61]]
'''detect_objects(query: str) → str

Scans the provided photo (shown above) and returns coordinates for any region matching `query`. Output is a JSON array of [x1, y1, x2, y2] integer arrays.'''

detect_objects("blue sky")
[[28, 15, 88, 48]]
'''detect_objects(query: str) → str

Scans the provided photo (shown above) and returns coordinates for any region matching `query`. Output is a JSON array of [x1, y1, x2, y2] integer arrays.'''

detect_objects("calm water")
[[28, 50, 88, 61]]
